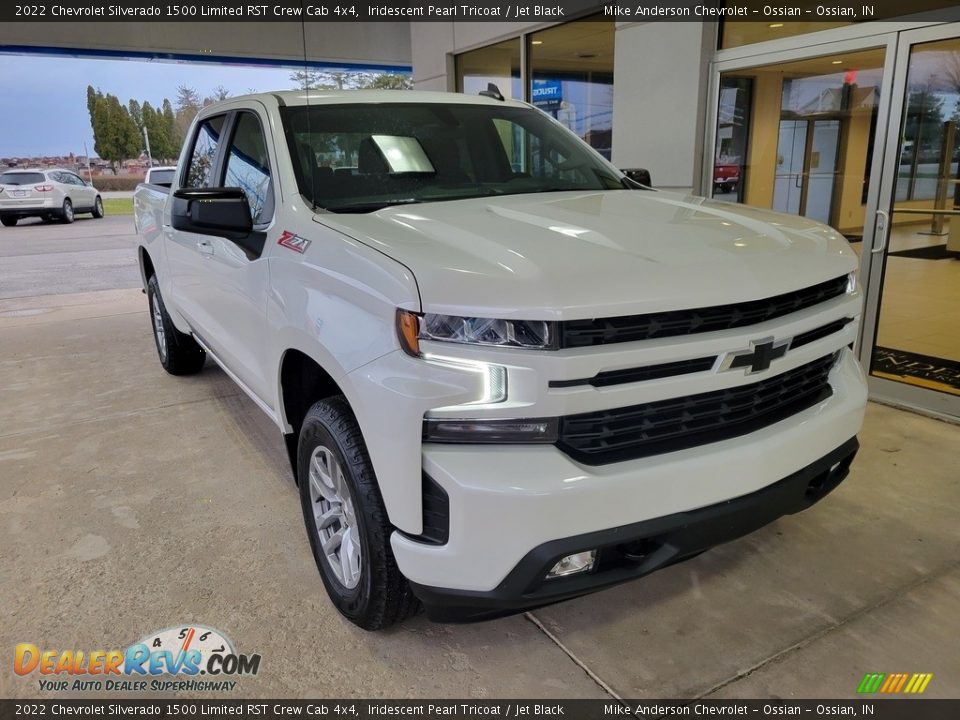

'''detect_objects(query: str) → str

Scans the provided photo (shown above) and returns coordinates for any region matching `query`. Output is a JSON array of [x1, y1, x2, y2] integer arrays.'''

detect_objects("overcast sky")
[[0, 54, 317, 158]]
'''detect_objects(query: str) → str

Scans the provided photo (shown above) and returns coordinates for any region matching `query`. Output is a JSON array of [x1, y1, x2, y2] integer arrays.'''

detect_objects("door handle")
[[871, 209, 889, 255], [196, 240, 214, 256]]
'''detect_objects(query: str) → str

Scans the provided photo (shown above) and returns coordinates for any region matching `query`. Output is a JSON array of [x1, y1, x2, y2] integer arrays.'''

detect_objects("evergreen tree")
[[128, 99, 143, 129], [85, 87, 140, 173], [161, 100, 182, 159]]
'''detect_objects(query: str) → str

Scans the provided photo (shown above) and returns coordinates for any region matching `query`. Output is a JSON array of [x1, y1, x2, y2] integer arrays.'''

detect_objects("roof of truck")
[[205, 89, 531, 111]]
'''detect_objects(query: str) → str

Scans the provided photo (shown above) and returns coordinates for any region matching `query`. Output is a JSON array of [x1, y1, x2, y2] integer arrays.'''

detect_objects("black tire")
[[0, 215, 17, 227], [60, 198, 74, 224], [298, 396, 419, 630], [91, 196, 104, 218], [146, 274, 205, 375]]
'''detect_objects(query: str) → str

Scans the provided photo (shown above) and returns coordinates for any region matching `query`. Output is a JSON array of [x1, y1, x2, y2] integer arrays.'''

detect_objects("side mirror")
[[621, 168, 652, 187], [171, 187, 252, 240]]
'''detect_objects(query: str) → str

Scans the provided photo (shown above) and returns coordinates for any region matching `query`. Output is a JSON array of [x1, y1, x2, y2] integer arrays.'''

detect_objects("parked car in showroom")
[[0, 168, 104, 226], [134, 90, 866, 630]]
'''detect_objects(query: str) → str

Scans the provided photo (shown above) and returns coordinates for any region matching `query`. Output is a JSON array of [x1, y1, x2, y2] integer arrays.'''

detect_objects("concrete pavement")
[[0, 224, 957, 700], [0, 215, 139, 299]]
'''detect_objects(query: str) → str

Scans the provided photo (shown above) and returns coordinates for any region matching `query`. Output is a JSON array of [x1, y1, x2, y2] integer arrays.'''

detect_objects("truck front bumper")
[[408, 437, 858, 622], [387, 349, 866, 612]]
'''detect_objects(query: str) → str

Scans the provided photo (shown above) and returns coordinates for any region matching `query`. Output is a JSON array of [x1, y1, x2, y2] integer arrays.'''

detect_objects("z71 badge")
[[277, 231, 311, 254]]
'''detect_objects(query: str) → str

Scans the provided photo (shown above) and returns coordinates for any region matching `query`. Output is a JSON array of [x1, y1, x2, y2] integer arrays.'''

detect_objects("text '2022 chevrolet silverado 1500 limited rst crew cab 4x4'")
[[133, 90, 867, 630]]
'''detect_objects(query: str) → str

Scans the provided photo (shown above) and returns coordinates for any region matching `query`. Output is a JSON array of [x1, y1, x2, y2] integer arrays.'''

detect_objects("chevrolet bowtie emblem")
[[722, 337, 790, 374]]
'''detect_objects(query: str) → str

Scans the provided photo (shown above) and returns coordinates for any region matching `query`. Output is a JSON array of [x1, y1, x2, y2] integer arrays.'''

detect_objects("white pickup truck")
[[133, 90, 866, 630]]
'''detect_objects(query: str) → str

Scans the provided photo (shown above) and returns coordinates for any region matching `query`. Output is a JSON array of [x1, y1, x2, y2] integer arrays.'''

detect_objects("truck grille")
[[560, 275, 848, 348], [557, 353, 838, 465]]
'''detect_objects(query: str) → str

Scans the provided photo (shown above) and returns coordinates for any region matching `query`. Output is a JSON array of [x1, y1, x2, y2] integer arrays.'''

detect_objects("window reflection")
[[896, 42, 960, 204], [529, 18, 614, 160], [185, 115, 225, 189], [714, 49, 885, 242], [455, 39, 521, 100], [224, 113, 272, 224]]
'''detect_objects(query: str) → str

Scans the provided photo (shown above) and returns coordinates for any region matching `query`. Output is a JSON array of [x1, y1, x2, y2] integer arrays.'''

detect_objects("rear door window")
[[149, 169, 175, 186], [184, 115, 227, 189]]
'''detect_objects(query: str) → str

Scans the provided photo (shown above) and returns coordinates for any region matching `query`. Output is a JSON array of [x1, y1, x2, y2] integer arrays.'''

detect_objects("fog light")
[[546, 551, 596, 579]]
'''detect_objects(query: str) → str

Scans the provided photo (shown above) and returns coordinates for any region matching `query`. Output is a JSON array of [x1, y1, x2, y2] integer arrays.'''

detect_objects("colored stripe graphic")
[[857, 673, 885, 693], [857, 672, 932, 694], [879, 674, 898, 693], [906, 673, 933, 694]]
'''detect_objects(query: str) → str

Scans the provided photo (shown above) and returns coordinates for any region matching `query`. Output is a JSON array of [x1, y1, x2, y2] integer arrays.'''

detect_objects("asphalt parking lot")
[[0, 215, 140, 299], [0, 219, 958, 699]]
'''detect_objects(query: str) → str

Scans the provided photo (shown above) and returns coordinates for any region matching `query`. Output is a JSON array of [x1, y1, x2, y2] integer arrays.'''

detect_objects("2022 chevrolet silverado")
[[133, 90, 867, 630]]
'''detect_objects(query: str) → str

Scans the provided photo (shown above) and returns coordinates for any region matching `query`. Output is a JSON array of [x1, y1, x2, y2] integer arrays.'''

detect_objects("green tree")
[[86, 86, 140, 173], [364, 73, 414, 90], [140, 100, 180, 163], [128, 99, 143, 129], [161, 99, 182, 160], [290, 69, 412, 91]]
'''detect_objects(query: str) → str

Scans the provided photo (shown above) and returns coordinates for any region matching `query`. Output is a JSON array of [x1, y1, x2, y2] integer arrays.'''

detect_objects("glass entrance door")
[[773, 118, 842, 223], [860, 25, 960, 417], [711, 46, 890, 244]]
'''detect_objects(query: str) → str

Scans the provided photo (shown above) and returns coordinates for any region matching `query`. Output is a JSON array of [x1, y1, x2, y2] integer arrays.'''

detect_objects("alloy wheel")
[[151, 294, 167, 361], [309, 445, 362, 589]]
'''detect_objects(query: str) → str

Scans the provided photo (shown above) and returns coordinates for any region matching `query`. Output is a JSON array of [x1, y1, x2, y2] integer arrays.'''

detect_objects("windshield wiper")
[[323, 198, 424, 214]]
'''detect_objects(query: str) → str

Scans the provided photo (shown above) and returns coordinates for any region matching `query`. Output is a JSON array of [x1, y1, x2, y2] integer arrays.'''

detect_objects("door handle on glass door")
[[871, 210, 889, 255]]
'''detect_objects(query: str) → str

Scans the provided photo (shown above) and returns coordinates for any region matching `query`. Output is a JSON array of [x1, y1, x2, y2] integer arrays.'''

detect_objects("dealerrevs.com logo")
[[14, 625, 261, 693]]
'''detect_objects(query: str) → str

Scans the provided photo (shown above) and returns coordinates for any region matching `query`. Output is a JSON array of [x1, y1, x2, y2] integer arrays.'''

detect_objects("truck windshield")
[[280, 103, 629, 213]]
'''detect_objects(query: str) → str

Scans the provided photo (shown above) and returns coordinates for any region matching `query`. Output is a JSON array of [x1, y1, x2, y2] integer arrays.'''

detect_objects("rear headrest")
[[358, 138, 389, 174]]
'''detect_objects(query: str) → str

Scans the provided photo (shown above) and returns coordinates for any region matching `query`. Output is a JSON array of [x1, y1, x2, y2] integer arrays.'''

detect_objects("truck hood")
[[314, 190, 857, 319]]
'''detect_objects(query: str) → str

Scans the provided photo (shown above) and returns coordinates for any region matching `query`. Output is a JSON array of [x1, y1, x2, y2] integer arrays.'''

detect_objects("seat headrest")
[[358, 137, 389, 174]]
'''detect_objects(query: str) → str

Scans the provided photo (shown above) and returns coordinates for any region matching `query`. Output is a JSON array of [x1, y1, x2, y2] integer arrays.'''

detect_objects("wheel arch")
[[138, 246, 156, 288], [278, 348, 347, 484]]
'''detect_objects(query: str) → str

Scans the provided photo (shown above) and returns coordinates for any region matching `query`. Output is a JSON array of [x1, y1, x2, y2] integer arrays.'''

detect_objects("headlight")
[[396, 310, 557, 355]]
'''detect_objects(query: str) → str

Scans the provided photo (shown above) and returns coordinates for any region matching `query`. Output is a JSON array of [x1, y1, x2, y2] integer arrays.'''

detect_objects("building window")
[[720, 20, 850, 50], [713, 77, 753, 202], [528, 17, 614, 160], [455, 39, 521, 100], [719, 1, 960, 49]]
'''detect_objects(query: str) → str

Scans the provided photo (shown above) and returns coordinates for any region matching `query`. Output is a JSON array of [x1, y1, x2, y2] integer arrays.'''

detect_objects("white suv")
[[0, 168, 104, 226], [133, 91, 866, 629]]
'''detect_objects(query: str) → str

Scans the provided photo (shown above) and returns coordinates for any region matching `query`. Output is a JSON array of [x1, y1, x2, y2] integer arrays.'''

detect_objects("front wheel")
[[146, 275, 205, 375], [298, 397, 419, 630], [91, 196, 104, 218]]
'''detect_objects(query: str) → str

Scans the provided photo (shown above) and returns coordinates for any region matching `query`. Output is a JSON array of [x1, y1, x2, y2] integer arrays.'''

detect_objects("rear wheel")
[[91, 196, 104, 218], [146, 275, 205, 375], [60, 198, 74, 224], [0, 215, 17, 227], [298, 397, 419, 630]]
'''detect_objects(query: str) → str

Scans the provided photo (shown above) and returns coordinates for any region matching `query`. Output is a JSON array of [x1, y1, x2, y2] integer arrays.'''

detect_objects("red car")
[[714, 163, 741, 193]]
